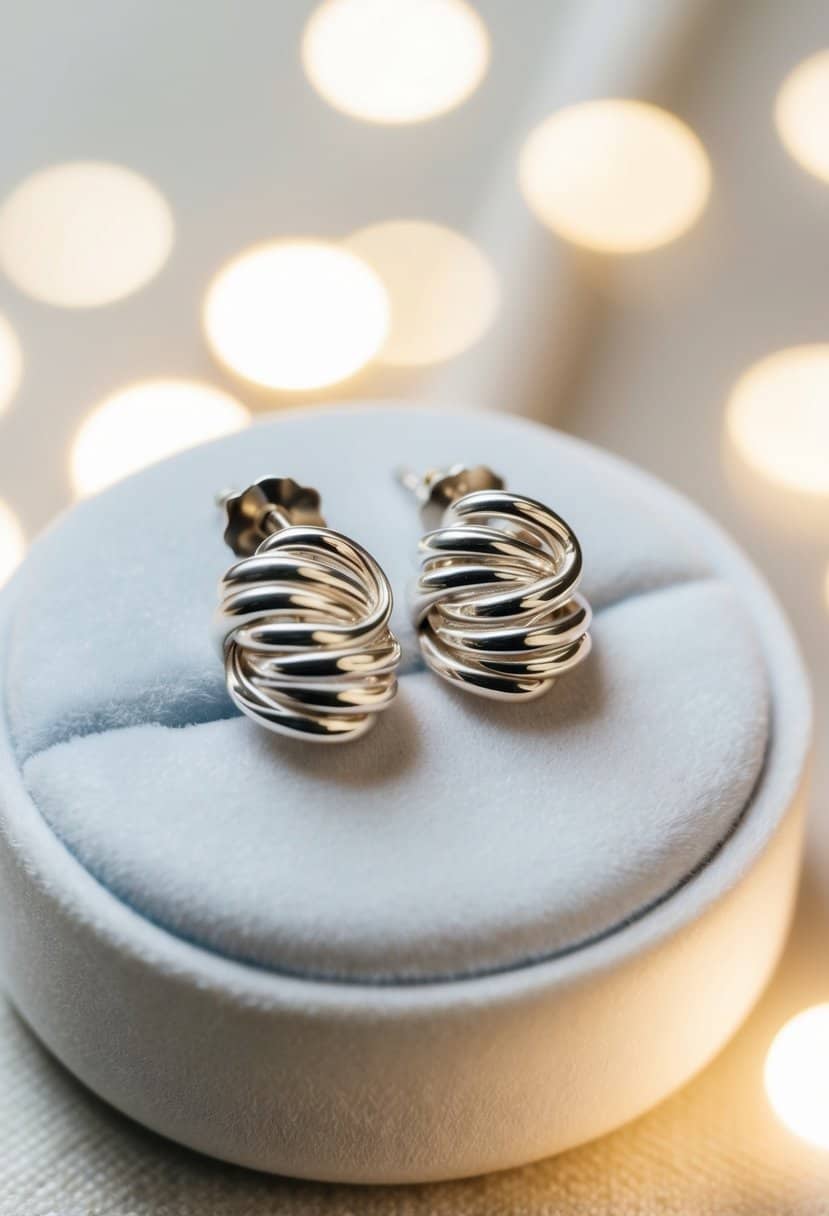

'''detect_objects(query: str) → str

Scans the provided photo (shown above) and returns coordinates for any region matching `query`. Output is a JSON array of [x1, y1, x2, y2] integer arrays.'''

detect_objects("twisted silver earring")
[[214, 477, 400, 742], [397, 465, 592, 701]]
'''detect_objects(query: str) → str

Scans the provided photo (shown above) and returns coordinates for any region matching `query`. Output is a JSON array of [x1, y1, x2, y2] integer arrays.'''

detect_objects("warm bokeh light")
[[726, 346, 829, 494], [345, 220, 498, 366], [0, 501, 25, 587], [765, 1005, 829, 1149], [302, 0, 489, 124], [519, 100, 711, 253], [70, 379, 249, 498], [203, 241, 389, 391], [0, 162, 173, 308], [776, 50, 829, 183], [0, 313, 22, 415]]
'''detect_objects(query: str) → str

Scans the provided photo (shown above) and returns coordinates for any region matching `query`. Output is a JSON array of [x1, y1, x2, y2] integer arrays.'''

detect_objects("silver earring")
[[397, 465, 592, 701], [214, 477, 400, 743]]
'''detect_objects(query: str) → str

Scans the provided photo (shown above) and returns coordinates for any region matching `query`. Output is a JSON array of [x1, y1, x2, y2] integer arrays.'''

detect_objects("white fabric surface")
[[2, 874, 829, 1215]]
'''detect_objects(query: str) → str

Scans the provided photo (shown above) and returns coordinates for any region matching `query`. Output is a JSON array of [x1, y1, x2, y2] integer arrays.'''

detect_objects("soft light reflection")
[[776, 51, 829, 183], [302, 0, 489, 124], [519, 100, 711, 253], [726, 346, 829, 494], [71, 380, 249, 498], [345, 220, 498, 366], [0, 501, 24, 587], [0, 162, 173, 308], [765, 1006, 829, 1149], [0, 313, 22, 415], [203, 241, 389, 391]]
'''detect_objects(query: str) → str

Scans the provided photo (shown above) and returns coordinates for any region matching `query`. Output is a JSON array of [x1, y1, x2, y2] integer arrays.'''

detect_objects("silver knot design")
[[216, 526, 400, 742], [411, 489, 592, 700]]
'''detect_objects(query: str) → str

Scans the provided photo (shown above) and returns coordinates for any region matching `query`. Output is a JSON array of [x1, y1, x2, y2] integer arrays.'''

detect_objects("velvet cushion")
[[6, 406, 769, 982]]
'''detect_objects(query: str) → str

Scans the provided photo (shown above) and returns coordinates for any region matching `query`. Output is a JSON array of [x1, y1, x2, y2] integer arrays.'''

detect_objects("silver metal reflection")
[[400, 465, 592, 701], [214, 477, 400, 742]]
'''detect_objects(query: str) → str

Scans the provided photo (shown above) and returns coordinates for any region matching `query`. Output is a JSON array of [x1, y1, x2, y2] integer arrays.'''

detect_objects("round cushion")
[[0, 405, 810, 1181], [7, 407, 771, 981]]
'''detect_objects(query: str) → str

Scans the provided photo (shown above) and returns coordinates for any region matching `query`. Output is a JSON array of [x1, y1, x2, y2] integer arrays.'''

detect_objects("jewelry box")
[[0, 405, 810, 1182]]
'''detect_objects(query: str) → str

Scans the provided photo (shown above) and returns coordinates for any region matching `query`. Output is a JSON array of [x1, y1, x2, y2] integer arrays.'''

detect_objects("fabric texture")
[[2, 868, 829, 1216], [8, 407, 769, 982]]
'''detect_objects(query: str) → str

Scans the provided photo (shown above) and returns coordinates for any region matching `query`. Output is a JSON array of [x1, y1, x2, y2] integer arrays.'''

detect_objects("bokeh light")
[[345, 220, 498, 366], [776, 51, 829, 183], [0, 501, 24, 587], [0, 313, 22, 415], [302, 0, 489, 124], [71, 379, 249, 498], [726, 346, 829, 494], [519, 100, 711, 253], [0, 162, 173, 308], [765, 1005, 829, 1149], [203, 241, 389, 391]]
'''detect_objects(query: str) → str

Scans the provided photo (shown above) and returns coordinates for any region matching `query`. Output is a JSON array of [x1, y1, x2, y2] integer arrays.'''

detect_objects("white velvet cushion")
[[5, 406, 769, 982]]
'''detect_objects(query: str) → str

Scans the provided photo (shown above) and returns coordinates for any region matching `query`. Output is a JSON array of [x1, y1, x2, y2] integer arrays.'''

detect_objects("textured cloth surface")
[[22, 582, 766, 981], [1, 869, 829, 1215], [7, 408, 769, 982]]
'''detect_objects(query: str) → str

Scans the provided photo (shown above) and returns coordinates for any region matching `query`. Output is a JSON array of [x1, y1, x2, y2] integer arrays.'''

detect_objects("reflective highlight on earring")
[[397, 465, 592, 701], [214, 477, 400, 742]]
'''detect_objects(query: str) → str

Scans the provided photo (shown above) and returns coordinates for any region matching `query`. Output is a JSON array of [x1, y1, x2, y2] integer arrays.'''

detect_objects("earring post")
[[394, 466, 421, 496]]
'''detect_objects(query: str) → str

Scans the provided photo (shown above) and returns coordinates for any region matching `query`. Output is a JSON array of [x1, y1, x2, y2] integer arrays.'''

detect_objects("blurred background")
[[1, 0, 829, 1209]]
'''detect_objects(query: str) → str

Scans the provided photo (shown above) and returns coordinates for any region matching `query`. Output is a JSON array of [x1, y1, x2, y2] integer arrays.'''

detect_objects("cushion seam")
[[11, 572, 721, 766], [8, 573, 772, 987], [18, 728, 771, 987]]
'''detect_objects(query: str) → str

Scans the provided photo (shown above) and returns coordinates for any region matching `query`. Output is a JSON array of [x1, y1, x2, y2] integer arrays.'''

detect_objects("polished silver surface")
[[215, 478, 400, 742], [401, 466, 592, 701]]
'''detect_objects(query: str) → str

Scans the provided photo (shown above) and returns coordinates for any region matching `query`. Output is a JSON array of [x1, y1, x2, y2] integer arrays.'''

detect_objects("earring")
[[214, 477, 400, 742], [397, 464, 591, 701]]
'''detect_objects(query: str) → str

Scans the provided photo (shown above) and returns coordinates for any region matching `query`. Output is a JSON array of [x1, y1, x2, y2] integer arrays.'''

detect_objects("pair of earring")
[[213, 466, 592, 744]]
